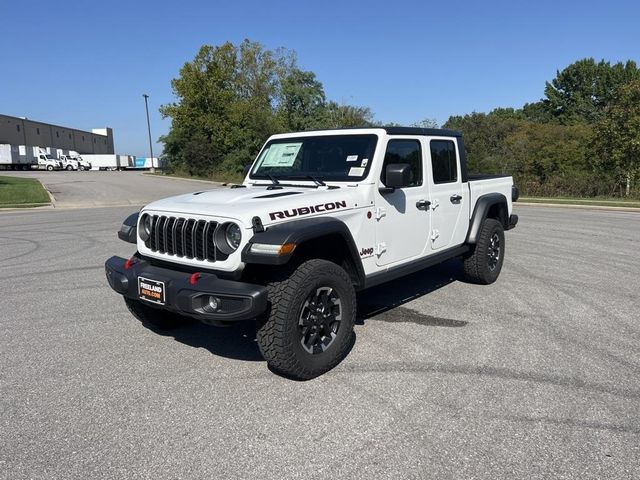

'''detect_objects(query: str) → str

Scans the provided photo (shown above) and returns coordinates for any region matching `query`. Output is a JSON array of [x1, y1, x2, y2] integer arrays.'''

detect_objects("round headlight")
[[139, 214, 152, 241], [225, 223, 242, 251]]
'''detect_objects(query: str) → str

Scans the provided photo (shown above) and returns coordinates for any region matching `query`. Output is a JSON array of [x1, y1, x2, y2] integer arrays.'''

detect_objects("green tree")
[[543, 58, 640, 124], [322, 101, 374, 128], [160, 40, 376, 180], [521, 101, 553, 123], [411, 118, 439, 128], [592, 80, 640, 196], [505, 122, 591, 180], [278, 68, 326, 131], [159, 40, 293, 177], [444, 110, 523, 173]]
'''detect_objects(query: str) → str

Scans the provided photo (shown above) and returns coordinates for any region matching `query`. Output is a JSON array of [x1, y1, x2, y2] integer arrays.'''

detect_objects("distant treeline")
[[161, 41, 640, 197], [444, 59, 640, 198]]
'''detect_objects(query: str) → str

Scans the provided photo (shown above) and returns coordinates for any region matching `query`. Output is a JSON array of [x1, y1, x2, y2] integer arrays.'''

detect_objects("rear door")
[[427, 138, 466, 250], [374, 137, 431, 266]]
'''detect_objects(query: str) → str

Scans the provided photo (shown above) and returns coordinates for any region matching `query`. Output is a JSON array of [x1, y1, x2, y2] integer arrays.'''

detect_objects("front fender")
[[241, 217, 364, 280]]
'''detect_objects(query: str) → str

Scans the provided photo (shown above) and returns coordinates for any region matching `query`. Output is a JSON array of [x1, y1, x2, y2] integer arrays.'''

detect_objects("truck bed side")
[[467, 176, 514, 219]]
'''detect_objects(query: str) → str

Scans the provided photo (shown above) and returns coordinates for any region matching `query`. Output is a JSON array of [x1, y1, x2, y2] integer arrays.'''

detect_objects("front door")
[[427, 138, 465, 250], [374, 138, 431, 266]]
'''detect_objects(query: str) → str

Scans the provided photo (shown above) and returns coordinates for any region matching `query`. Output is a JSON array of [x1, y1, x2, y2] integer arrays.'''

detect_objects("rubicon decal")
[[269, 201, 347, 220]]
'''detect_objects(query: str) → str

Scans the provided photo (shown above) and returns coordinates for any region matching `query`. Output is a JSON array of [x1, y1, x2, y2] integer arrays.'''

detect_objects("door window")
[[430, 140, 457, 184], [381, 139, 422, 187]]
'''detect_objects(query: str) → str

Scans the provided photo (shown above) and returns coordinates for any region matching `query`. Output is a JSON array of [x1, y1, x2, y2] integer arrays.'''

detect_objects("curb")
[[141, 172, 224, 186], [0, 203, 144, 214], [0, 203, 53, 211], [517, 202, 640, 213], [44, 183, 57, 208]]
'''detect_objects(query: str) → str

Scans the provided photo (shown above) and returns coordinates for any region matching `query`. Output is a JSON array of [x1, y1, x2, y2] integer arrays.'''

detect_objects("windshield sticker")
[[361, 158, 369, 167], [260, 143, 302, 167], [348, 167, 365, 177], [346, 154, 359, 162]]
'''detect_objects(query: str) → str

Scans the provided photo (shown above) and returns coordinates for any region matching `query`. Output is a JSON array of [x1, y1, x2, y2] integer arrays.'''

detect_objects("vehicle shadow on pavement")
[[148, 259, 466, 363], [155, 320, 265, 362], [356, 259, 468, 327]]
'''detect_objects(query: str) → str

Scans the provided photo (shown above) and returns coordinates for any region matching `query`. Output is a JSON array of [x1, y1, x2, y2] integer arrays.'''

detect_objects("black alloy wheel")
[[298, 286, 342, 354], [487, 233, 501, 271]]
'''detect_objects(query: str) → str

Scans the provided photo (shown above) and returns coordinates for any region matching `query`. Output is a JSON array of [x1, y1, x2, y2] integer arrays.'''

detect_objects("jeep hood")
[[142, 185, 361, 225]]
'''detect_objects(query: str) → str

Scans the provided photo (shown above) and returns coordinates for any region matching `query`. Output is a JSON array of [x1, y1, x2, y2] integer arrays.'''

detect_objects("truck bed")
[[467, 175, 514, 218]]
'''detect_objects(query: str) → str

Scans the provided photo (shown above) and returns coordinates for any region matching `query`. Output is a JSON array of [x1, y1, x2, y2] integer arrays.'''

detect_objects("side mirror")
[[384, 163, 412, 189]]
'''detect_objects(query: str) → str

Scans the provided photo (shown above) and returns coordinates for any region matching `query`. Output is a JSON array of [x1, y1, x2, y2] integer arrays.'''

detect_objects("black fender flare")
[[466, 193, 508, 244], [118, 212, 139, 244], [242, 217, 365, 284]]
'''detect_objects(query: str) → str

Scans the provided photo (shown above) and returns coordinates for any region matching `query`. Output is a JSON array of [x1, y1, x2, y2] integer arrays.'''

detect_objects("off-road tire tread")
[[463, 218, 504, 285], [256, 259, 356, 380]]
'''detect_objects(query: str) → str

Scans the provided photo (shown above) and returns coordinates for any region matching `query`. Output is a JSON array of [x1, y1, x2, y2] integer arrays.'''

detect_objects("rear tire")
[[124, 297, 188, 330], [463, 218, 505, 284], [256, 259, 356, 380]]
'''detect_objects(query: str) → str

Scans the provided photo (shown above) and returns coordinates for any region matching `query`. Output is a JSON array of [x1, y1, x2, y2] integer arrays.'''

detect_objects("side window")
[[430, 140, 458, 184], [381, 139, 422, 187]]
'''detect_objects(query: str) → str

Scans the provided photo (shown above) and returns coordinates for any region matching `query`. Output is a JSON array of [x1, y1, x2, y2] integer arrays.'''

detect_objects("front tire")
[[256, 259, 356, 380], [66, 165, 73, 171], [46, 165, 53, 171], [463, 218, 505, 284], [124, 297, 188, 330]]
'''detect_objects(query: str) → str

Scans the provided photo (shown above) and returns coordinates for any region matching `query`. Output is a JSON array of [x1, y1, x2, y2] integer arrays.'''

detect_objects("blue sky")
[[1, 0, 638, 156]]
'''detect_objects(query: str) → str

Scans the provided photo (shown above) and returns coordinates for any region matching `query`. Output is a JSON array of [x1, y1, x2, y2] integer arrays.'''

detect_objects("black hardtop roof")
[[287, 126, 462, 137], [382, 126, 462, 137]]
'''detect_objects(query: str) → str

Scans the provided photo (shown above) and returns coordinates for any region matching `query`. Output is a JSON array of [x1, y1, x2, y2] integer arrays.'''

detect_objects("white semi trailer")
[[0, 144, 38, 170], [83, 154, 135, 170], [0, 144, 18, 170]]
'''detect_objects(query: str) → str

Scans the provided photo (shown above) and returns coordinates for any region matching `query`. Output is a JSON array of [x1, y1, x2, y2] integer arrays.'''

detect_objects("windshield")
[[250, 134, 378, 182]]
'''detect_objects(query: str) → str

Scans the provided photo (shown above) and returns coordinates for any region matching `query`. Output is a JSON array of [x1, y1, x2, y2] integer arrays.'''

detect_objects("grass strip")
[[0, 176, 51, 207]]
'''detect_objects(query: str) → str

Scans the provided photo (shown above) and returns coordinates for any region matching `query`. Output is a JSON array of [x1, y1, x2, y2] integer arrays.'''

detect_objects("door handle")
[[416, 199, 431, 210], [450, 194, 462, 203]]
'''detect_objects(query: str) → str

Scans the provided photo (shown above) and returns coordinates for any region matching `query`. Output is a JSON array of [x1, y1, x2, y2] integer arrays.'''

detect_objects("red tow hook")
[[189, 272, 201, 285], [124, 256, 137, 270]]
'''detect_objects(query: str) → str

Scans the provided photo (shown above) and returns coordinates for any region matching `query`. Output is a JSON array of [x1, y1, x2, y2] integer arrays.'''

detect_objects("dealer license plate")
[[138, 277, 165, 305]]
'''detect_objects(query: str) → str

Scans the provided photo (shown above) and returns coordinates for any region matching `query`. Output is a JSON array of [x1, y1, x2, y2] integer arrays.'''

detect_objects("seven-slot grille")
[[145, 215, 220, 262]]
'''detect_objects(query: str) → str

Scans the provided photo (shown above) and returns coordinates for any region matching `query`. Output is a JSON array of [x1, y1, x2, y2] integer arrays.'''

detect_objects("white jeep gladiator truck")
[[106, 127, 518, 379]]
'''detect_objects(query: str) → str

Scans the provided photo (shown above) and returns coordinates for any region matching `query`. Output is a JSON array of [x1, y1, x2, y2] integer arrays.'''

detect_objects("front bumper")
[[105, 256, 268, 323]]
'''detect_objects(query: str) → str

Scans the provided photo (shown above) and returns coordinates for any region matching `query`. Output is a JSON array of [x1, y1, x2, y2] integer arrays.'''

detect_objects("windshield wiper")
[[252, 174, 283, 189], [267, 175, 280, 185], [289, 175, 326, 187]]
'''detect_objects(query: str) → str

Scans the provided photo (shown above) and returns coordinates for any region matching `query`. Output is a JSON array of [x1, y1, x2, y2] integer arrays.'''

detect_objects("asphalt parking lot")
[[1, 175, 639, 479], [0, 170, 217, 207]]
